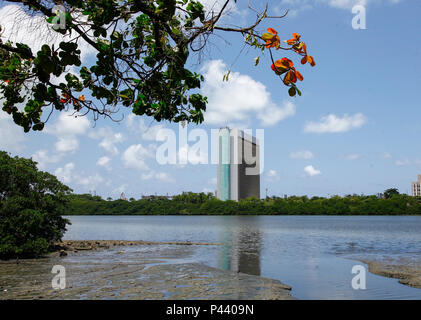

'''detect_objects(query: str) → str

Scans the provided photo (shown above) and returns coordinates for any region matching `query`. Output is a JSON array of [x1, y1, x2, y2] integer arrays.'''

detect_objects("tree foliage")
[[383, 188, 400, 199], [0, 0, 316, 132], [65, 191, 421, 216], [0, 151, 72, 259]]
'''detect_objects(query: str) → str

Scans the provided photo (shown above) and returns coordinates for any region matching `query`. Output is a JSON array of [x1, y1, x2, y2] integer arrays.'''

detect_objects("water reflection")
[[218, 217, 262, 276], [63, 215, 421, 299]]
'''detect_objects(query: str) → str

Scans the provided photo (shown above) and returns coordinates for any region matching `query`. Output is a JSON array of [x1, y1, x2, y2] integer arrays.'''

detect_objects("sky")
[[0, 0, 420, 199]]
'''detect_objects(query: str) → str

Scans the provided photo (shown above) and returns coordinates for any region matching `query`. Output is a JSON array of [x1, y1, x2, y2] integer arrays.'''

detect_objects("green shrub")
[[0, 151, 71, 259]]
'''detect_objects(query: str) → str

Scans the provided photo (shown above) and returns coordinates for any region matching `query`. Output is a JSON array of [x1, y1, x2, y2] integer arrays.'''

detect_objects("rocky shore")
[[0, 240, 294, 300], [50, 240, 219, 256], [359, 258, 421, 289]]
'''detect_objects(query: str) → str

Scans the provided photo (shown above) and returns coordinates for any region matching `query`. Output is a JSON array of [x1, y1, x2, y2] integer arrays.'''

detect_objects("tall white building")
[[217, 128, 260, 201], [412, 175, 421, 197]]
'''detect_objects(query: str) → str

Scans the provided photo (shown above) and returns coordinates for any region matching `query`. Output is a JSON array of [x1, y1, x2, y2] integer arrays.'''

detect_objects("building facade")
[[412, 175, 421, 197], [217, 128, 260, 201]]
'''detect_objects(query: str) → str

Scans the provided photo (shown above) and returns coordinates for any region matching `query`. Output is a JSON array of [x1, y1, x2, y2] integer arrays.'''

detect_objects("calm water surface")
[[63, 215, 421, 300]]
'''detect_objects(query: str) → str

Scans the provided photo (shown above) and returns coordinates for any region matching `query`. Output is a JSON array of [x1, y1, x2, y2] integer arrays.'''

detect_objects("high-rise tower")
[[412, 175, 421, 197], [217, 128, 260, 201]]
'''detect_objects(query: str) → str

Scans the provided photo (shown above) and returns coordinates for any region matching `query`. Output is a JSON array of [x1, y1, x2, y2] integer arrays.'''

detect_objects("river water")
[[63, 215, 421, 299]]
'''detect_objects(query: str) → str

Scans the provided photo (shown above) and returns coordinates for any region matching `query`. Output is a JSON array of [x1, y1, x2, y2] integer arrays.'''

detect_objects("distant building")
[[412, 175, 421, 197], [217, 128, 260, 201]]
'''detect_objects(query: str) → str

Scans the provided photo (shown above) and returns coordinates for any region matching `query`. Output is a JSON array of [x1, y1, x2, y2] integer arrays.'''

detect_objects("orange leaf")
[[296, 70, 304, 81], [286, 39, 296, 45], [274, 61, 289, 72], [282, 57, 294, 68], [267, 28, 277, 35], [272, 62, 288, 75], [283, 72, 292, 85], [301, 56, 307, 65], [307, 55, 316, 66], [294, 42, 304, 51], [293, 33, 301, 40], [79, 95, 85, 101], [290, 71, 297, 83], [274, 59, 285, 68]]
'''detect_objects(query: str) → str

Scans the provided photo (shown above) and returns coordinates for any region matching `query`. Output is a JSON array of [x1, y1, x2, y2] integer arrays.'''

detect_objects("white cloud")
[[97, 156, 111, 170], [279, 0, 403, 12], [48, 112, 91, 136], [178, 0, 240, 24], [100, 132, 124, 155], [0, 5, 95, 61], [55, 136, 79, 153], [322, 0, 368, 9], [259, 101, 296, 127], [55, 162, 75, 184], [202, 187, 215, 194], [77, 173, 104, 191], [344, 153, 361, 160], [304, 113, 367, 133], [55, 162, 104, 190], [140, 171, 155, 180], [122, 144, 153, 171], [0, 112, 26, 152], [304, 165, 321, 176], [381, 152, 392, 159], [141, 171, 174, 183], [200, 60, 296, 127], [178, 145, 209, 165], [200, 0, 237, 13], [32, 149, 62, 170], [45, 111, 91, 154], [394, 159, 421, 167], [126, 114, 164, 141], [112, 184, 128, 197], [89, 127, 125, 155], [290, 150, 314, 159], [395, 159, 410, 166], [266, 169, 280, 181]]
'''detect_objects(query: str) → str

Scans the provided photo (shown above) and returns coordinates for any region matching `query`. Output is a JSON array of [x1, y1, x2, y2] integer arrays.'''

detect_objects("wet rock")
[[359, 258, 421, 289], [0, 245, 294, 300]]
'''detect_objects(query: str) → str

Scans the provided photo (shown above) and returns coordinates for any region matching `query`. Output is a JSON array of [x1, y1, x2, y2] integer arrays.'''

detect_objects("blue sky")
[[1, 0, 420, 199]]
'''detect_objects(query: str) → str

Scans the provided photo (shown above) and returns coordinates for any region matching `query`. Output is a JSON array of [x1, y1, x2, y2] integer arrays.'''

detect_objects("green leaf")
[[288, 87, 296, 97]]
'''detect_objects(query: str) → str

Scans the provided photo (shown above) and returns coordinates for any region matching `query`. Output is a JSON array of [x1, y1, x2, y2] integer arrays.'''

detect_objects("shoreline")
[[63, 214, 421, 216], [357, 259, 421, 289], [3, 240, 421, 299], [55, 242, 421, 291], [1, 240, 294, 300], [51, 239, 219, 256]]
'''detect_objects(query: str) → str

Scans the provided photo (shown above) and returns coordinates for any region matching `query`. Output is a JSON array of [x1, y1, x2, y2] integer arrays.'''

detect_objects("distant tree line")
[[65, 189, 421, 216]]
